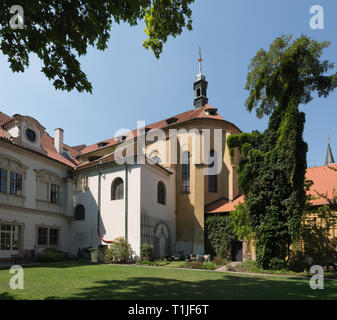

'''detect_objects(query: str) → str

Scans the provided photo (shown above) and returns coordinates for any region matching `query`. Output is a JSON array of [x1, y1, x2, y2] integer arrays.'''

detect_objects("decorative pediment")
[[34, 169, 62, 184], [0, 154, 28, 176], [12, 114, 45, 134]]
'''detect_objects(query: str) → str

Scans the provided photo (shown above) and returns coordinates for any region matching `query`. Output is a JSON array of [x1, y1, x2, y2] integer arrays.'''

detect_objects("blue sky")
[[1, 0, 337, 167]]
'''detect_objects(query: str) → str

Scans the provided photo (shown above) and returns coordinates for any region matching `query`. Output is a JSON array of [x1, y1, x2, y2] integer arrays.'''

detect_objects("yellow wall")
[[145, 118, 241, 254]]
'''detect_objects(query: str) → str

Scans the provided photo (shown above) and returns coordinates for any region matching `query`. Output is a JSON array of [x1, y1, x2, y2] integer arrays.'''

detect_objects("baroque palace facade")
[[0, 68, 335, 262]]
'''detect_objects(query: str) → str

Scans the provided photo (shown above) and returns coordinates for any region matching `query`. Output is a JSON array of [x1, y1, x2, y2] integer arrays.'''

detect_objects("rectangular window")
[[0, 168, 7, 193], [208, 150, 217, 193], [10, 172, 23, 196], [37, 227, 59, 247], [50, 184, 60, 204], [1, 231, 11, 250], [49, 228, 59, 246], [181, 152, 190, 194], [38, 227, 48, 246], [182, 164, 190, 194], [0, 224, 21, 251], [208, 175, 217, 193], [80, 176, 88, 190]]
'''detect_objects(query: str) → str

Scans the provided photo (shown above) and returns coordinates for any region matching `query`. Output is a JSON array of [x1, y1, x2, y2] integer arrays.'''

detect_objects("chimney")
[[54, 128, 64, 154]]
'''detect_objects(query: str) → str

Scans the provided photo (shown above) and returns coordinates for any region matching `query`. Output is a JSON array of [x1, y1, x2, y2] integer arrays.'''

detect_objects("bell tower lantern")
[[194, 47, 208, 109]]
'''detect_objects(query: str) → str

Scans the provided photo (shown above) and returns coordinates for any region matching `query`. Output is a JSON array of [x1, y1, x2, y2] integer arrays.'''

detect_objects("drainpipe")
[[125, 163, 128, 240]]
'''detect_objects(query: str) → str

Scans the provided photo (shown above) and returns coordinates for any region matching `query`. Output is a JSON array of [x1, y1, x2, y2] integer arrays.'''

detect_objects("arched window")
[[111, 178, 124, 200], [208, 150, 217, 193], [157, 181, 166, 205], [74, 204, 85, 221], [182, 151, 190, 194]]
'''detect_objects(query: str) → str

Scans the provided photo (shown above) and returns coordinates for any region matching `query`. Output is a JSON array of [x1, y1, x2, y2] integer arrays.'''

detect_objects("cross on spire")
[[193, 47, 208, 109], [198, 46, 203, 74]]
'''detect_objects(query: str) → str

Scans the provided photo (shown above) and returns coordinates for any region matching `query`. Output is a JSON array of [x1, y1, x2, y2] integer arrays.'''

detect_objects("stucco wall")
[[140, 164, 176, 256], [0, 143, 73, 258], [72, 164, 142, 256]]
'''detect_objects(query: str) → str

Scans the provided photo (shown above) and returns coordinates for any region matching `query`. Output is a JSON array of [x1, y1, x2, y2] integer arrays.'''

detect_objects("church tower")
[[325, 137, 335, 165], [193, 47, 208, 108]]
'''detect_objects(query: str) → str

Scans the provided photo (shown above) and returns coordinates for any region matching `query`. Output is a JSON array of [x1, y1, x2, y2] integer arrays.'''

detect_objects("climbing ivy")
[[228, 34, 337, 269], [205, 214, 237, 259]]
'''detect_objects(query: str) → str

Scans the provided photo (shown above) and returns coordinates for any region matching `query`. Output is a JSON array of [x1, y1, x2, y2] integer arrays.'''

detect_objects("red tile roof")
[[206, 164, 337, 214], [205, 195, 245, 214], [306, 164, 337, 206], [40, 133, 80, 167], [70, 144, 87, 152], [79, 105, 241, 156], [0, 128, 9, 139], [0, 111, 80, 168], [0, 112, 13, 126]]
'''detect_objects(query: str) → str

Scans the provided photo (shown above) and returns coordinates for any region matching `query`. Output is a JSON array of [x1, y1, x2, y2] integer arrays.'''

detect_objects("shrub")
[[231, 260, 258, 273], [202, 262, 217, 270], [36, 248, 69, 263], [136, 260, 168, 267], [268, 257, 286, 271], [104, 237, 133, 264], [185, 261, 203, 269], [140, 244, 154, 261], [77, 247, 91, 260], [287, 252, 310, 272], [212, 257, 229, 266], [226, 264, 235, 272], [185, 261, 216, 270]]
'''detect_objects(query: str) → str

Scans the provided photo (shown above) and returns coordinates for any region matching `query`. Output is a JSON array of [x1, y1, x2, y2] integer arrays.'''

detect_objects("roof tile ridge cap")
[[307, 163, 337, 170], [81, 108, 197, 154], [0, 111, 13, 120]]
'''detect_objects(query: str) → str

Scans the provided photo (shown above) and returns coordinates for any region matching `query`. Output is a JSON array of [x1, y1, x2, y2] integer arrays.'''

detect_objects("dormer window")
[[97, 142, 108, 148], [117, 136, 127, 142], [88, 156, 102, 162], [166, 117, 178, 125], [25, 128, 36, 142], [205, 108, 218, 116]]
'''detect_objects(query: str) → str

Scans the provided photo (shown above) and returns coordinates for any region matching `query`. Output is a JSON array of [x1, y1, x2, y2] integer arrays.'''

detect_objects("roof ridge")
[[307, 163, 337, 170], [79, 104, 229, 156]]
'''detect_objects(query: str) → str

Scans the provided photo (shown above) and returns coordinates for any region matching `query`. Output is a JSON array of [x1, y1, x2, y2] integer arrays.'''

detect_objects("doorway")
[[232, 241, 243, 262]]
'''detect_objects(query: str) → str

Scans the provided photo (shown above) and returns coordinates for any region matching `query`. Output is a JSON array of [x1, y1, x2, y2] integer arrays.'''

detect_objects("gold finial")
[[328, 136, 331, 144]]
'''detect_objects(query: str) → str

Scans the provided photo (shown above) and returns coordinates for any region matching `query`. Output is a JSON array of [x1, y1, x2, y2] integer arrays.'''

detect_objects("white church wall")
[[72, 164, 142, 256], [140, 164, 176, 257]]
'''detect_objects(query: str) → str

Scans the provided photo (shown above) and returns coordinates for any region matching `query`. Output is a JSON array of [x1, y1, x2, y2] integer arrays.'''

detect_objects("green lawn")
[[0, 262, 336, 300]]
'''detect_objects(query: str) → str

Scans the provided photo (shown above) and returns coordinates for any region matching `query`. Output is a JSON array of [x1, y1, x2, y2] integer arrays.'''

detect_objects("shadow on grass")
[[0, 292, 15, 300], [0, 261, 94, 271], [43, 274, 333, 300]]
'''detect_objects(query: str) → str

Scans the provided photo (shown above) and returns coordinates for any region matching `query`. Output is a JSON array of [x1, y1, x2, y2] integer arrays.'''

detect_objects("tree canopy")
[[0, 0, 194, 92], [228, 34, 337, 269]]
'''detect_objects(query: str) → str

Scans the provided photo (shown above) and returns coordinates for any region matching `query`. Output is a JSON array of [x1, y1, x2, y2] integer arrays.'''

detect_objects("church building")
[[0, 57, 335, 262]]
